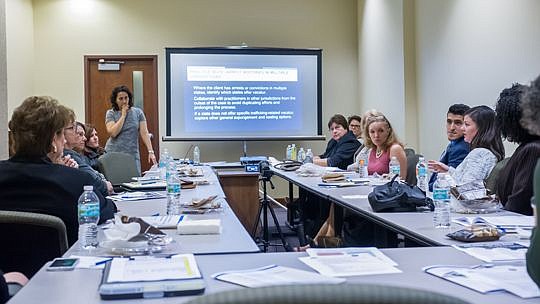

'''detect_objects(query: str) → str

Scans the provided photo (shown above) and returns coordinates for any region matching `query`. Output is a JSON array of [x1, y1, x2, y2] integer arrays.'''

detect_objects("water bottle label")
[[168, 184, 181, 194], [433, 189, 450, 200], [417, 167, 427, 176], [79, 203, 99, 217], [391, 166, 400, 175]]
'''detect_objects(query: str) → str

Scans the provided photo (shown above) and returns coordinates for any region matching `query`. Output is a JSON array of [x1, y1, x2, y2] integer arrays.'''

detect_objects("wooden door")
[[84, 55, 159, 173]]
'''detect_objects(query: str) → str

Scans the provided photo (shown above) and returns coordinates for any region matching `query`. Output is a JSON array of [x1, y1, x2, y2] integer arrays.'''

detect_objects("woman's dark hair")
[[347, 115, 362, 126], [495, 83, 538, 144], [327, 114, 349, 130], [83, 123, 106, 155], [521, 74, 540, 136], [9, 96, 74, 157], [110, 85, 133, 111], [464, 105, 504, 161]]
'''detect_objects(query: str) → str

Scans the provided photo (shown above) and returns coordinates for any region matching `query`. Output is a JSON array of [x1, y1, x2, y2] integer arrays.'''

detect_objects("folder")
[[99, 255, 205, 300]]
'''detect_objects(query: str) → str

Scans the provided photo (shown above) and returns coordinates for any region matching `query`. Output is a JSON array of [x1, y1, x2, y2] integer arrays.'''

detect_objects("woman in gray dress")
[[105, 85, 157, 174]]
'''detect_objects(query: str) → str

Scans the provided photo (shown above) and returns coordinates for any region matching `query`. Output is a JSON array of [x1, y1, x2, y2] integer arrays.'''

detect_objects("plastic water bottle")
[[193, 145, 200, 165], [304, 148, 314, 164], [166, 164, 182, 215], [297, 148, 306, 163], [358, 150, 369, 178], [433, 173, 451, 228], [78, 185, 100, 250], [389, 156, 400, 178], [291, 144, 297, 161], [286, 145, 292, 160], [416, 156, 428, 191], [159, 148, 169, 179]]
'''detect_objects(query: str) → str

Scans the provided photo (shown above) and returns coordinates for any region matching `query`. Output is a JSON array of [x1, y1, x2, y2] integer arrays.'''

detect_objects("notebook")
[[99, 255, 205, 299]]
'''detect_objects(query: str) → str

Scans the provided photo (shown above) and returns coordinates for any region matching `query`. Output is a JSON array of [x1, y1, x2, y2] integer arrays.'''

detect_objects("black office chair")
[[185, 283, 470, 304], [405, 148, 422, 185], [485, 157, 509, 193], [97, 152, 140, 185], [0, 211, 68, 278]]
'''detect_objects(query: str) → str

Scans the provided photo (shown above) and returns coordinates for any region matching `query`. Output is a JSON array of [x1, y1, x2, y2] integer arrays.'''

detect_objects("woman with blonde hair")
[[363, 113, 407, 179]]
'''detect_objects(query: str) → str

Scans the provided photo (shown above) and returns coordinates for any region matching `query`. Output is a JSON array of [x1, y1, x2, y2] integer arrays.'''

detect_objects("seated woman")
[[83, 123, 106, 171], [348, 115, 363, 142], [347, 110, 378, 171], [313, 114, 361, 169], [0, 96, 116, 246], [494, 84, 540, 216], [342, 112, 408, 247], [296, 115, 359, 250], [362, 112, 407, 178], [428, 105, 504, 185]]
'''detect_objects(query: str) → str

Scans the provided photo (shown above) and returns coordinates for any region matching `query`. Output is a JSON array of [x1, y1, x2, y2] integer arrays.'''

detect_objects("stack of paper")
[[212, 264, 345, 288], [424, 264, 540, 298], [108, 191, 165, 202], [452, 242, 528, 262], [298, 247, 401, 277]]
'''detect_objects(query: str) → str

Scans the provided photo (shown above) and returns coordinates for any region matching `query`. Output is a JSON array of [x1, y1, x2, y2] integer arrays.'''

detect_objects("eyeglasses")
[[349, 124, 361, 128]]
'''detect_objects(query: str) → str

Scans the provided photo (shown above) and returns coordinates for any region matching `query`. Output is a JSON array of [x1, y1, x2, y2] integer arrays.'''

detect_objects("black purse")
[[368, 175, 434, 212]]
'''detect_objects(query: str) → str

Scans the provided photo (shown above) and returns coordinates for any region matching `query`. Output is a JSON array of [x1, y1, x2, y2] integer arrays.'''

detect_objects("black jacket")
[[0, 155, 116, 245], [320, 131, 361, 170]]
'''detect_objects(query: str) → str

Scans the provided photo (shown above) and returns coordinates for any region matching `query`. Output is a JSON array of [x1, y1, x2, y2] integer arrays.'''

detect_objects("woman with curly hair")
[[495, 83, 540, 216], [105, 85, 157, 174]]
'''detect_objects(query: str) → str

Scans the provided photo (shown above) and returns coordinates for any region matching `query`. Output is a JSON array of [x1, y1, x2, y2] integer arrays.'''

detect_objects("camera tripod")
[[252, 172, 291, 252]]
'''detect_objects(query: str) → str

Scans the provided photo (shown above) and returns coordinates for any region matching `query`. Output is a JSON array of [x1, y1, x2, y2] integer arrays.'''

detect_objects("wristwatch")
[[148, 150, 154, 154]]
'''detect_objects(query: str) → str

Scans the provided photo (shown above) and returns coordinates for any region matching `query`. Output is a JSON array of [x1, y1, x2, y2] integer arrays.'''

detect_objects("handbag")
[[368, 175, 434, 212]]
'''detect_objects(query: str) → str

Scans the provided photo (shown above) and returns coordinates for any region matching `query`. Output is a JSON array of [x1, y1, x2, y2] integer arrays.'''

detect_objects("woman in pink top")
[[364, 113, 407, 179]]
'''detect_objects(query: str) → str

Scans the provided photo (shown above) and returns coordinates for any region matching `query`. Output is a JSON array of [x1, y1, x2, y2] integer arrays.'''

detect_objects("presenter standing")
[[105, 85, 156, 174]]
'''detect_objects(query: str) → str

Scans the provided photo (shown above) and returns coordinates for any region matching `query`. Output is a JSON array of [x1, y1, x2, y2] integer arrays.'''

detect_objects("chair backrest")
[[405, 148, 421, 185], [0, 211, 68, 278], [97, 152, 140, 185], [185, 283, 470, 304], [485, 157, 510, 193]]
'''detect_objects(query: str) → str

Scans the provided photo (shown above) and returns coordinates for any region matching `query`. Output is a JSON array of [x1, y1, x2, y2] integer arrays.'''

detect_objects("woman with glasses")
[[0, 96, 115, 246], [348, 115, 363, 141]]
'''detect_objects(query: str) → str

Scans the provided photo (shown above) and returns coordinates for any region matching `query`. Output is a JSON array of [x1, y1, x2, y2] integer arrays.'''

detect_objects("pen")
[[95, 258, 112, 266]]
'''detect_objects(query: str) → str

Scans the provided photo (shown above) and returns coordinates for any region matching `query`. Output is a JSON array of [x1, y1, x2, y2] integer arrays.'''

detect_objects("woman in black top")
[[495, 83, 540, 216]]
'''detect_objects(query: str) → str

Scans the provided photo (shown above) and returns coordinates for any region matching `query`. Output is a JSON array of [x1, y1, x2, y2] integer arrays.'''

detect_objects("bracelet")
[[148, 150, 154, 154]]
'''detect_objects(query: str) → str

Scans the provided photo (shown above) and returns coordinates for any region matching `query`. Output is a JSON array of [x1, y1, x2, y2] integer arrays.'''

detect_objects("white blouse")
[[448, 147, 497, 185]]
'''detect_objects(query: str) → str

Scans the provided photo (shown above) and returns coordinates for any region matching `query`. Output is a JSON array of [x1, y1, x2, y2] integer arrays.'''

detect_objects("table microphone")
[[181, 144, 194, 164]]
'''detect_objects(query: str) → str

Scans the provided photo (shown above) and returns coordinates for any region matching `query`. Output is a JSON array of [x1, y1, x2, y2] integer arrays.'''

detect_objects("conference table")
[[271, 167, 530, 247], [8, 164, 538, 304], [9, 247, 536, 304], [66, 165, 260, 257]]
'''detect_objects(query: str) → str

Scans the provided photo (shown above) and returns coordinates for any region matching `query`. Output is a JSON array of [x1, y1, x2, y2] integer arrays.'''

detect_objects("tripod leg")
[[267, 203, 293, 252], [252, 198, 264, 237]]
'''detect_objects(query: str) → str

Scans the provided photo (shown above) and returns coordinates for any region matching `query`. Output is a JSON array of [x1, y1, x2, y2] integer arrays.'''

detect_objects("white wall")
[[16, 0, 358, 196], [358, 0, 410, 146], [5, 0, 33, 114], [0, 0, 7, 158], [415, 0, 540, 160]]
